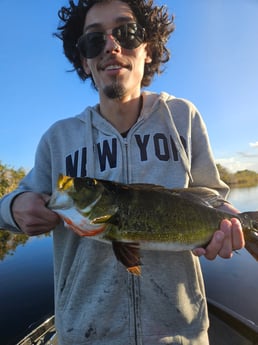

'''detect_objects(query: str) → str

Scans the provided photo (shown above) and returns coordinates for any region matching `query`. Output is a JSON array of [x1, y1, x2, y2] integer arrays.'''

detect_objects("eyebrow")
[[83, 16, 135, 32]]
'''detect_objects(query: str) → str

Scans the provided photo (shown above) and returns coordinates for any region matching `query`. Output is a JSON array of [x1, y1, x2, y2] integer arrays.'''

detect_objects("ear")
[[81, 57, 91, 75], [145, 55, 152, 64], [144, 45, 152, 64]]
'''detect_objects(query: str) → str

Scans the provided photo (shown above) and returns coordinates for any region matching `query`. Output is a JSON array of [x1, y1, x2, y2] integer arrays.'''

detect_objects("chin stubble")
[[103, 81, 126, 100]]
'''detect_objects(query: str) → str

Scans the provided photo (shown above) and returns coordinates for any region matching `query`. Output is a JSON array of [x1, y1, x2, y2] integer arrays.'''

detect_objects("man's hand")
[[193, 203, 245, 260], [12, 192, 60, 236]]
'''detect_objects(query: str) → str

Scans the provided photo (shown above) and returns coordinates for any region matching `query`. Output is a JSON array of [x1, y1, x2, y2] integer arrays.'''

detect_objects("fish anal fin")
[[127, 266, 141, 276], [112, 241, 142, 275]]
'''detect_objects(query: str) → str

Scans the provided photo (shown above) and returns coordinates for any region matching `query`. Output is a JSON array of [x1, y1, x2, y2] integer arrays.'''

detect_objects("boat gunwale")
[[207, 298, 258, 343]]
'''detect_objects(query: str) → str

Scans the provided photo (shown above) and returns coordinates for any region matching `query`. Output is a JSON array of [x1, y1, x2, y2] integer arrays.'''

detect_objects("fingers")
[[192, 247, 206, 257], [206, 221, 231, 260], [231, 217, 245, 249], [12, 192, 60, 236], [193, 218, 245, 260]]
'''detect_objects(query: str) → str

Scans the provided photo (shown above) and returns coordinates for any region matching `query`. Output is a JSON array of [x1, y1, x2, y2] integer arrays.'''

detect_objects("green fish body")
[[48, 175, 258, 275]]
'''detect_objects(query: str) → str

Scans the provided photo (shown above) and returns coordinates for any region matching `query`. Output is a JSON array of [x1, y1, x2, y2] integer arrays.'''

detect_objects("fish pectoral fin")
[[112, 241, 142, 276], [91, 214, 113, 224]]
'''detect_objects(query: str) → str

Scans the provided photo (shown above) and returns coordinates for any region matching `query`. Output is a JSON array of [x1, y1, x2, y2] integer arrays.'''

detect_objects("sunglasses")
[[77, 22, 145, 59]]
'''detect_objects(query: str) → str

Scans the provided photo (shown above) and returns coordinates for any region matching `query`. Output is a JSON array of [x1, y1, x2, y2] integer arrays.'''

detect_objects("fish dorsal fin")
[[112, 242, 142, 276], [117, 183, 226, 209], [124, 183, 172, 194], [126, 184, 226, 209], [130, 184, 226, 208], [170, 187, 227, 208]]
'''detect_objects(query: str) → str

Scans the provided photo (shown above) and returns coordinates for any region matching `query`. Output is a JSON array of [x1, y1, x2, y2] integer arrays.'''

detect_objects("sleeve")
[[189, 108, 230, 199], [0, 133, 53, 233], [0, 191, 25, 232]]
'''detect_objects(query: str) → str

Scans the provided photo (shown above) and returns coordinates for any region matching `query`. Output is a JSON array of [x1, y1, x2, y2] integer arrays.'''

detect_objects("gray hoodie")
[[0, 92, 228, 345]]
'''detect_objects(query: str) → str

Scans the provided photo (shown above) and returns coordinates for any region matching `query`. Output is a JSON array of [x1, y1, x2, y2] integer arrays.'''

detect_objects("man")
[[0, 1, 244, 344]]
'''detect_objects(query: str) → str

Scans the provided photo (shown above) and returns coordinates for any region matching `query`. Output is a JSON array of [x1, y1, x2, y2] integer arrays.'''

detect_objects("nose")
[[104, 34, 121, 54]]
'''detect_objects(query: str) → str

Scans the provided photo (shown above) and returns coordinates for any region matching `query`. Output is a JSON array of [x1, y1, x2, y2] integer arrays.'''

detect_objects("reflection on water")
[[0, 186, 257, 344], [0, 231, 29, 261], [0, 236, 54, 345]]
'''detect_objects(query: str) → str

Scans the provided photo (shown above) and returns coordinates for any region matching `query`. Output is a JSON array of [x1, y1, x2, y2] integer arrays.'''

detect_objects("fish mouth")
[[62, 216, 106, 237], [47, 191, 73, 210]]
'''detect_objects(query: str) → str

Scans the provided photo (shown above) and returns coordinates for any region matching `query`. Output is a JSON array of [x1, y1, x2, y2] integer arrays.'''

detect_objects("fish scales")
[[103, 189, 220, 245], [48, 175, 258, 275]]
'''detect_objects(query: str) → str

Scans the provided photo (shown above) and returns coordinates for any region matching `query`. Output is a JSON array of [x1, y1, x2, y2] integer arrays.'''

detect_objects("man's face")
[[81, 0, 151, 101]]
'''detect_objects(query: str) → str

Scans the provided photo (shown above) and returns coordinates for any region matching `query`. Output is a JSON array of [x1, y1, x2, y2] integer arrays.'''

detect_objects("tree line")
[[217, 164, 258, 187]]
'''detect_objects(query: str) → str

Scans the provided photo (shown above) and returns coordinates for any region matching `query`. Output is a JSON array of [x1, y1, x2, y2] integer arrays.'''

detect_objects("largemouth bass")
[[48, 175, 258, 275]]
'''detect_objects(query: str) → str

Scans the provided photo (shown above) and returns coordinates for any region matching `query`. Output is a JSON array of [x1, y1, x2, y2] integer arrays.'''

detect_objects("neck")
[[99, 94, 143, 133]]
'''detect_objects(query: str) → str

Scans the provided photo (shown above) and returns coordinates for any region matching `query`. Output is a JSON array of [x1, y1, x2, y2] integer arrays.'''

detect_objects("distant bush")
[[217, 164, 258, 187], [0, 161, 26, 197]]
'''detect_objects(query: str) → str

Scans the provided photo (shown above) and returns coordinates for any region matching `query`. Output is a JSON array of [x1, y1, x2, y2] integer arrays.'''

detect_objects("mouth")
[[105, 64, 123, 71], [99, 60, 130, 72]]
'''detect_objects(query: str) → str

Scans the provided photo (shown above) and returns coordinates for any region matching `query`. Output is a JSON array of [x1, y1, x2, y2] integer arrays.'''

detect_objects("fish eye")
[[73, 177, 98, 191], [86, 178, 97, 187]]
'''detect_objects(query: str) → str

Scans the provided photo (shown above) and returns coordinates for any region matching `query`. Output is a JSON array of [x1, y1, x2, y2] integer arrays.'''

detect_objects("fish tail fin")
[[245, 235, 258, 261], [112, 241, 142, 276], [241, 211, 258, 261]]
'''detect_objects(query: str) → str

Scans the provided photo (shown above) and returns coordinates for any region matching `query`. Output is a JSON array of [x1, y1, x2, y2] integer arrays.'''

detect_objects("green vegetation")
[[0, 162, 26, 197], [0, 161, 28, 260], [217, 164, 258, 188]]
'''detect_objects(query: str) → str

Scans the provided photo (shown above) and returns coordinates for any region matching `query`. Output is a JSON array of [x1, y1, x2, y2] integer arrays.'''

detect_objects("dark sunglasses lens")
[[114, 23, 145, 49], [77, 23, 145, 58], [78, 32, 106, 58]]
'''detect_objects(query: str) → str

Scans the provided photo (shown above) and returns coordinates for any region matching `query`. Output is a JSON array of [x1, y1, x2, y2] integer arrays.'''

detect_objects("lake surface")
[[200, 185, 258, 325], [0, 236, 54, 344], [0, 186, 257, 344]]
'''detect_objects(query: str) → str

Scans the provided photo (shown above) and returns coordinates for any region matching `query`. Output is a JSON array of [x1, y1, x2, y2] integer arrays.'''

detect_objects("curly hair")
[[55, 0, 175, 87]]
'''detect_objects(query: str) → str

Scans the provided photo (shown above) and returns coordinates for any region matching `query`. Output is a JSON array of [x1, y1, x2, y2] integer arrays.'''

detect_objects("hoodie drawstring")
[[161, 99, 193, 183]]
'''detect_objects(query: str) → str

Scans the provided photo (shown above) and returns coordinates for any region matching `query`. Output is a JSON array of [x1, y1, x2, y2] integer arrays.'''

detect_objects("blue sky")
[[1, 0, 258, 172]]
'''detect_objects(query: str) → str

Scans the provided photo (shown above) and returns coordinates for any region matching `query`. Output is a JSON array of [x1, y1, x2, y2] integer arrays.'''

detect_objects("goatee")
[[103, 81, 126, 99]]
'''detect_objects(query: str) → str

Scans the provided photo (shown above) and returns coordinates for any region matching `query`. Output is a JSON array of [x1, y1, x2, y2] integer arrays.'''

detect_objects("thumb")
[[41, 193, 52, 206]]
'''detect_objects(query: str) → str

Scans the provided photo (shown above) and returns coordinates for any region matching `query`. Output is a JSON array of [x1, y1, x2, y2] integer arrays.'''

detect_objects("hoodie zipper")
[[123, 133, 142, 345], [123, 136, 130, 184], [132, 276, 142, 345]]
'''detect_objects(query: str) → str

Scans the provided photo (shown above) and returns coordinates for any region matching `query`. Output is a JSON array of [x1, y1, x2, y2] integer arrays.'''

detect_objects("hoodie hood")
[[76, 91, 193, 182]]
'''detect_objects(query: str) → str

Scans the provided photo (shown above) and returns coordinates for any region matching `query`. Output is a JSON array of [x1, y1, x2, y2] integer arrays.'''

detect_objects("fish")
[[48, 174, 258, 275]]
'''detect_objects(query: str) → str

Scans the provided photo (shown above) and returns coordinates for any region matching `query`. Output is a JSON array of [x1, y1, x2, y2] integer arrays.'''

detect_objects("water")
[[200, 185, 258, 325], [0, 186, 257, 344], [227, 185, 258, 212], [0, 236, 54, 345]]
